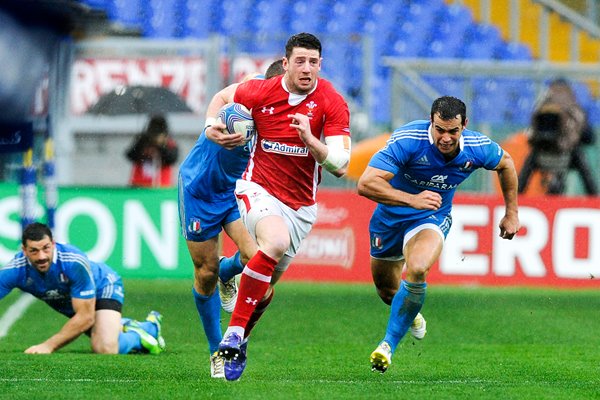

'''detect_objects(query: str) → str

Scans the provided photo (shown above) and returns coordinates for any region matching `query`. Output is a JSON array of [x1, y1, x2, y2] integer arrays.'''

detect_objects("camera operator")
[[518, 78, 597, 195]]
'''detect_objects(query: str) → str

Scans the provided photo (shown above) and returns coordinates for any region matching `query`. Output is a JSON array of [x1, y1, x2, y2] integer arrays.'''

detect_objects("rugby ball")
[[217, 103, 255, 143]]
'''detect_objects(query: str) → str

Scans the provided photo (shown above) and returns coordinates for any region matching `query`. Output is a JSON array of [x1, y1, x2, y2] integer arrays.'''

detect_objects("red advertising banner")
[[223, 190, 600, 288]]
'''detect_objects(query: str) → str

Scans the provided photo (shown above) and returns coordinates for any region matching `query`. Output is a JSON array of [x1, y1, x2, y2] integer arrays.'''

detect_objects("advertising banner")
[[1, 184, 598, 287]]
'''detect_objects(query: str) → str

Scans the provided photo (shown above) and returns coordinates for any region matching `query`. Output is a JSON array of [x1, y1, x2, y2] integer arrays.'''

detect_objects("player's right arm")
[[24, 297, 95, 354], [357, 166, 441, 210], [204, 83, 245, 149], [0, 262, 21, 301]]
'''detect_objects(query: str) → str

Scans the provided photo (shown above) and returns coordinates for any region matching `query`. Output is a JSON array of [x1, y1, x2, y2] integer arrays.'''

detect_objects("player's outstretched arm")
[[495, 150, 520, 240], [357, 166, 441, 209], [24, 297, 95, 354]]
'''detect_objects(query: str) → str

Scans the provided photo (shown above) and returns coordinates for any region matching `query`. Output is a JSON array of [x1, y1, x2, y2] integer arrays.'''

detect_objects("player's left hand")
[[498, 214, 520, 240], [205, 123, 245, 149], [288, 113, 312, 143], [24, 343, 54, 354]]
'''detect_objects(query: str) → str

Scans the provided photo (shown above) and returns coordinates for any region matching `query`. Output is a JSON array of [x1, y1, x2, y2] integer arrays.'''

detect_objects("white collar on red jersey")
[[281, 77, 319, 106]]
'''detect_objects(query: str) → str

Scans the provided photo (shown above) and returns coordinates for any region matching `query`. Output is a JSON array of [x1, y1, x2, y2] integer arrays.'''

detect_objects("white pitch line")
[[0, 293, 36, 338]]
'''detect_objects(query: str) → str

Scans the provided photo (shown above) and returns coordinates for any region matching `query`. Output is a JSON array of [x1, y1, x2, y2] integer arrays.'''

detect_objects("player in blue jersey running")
[[178, 60, 284, 378], [358, 96, 520, 373], [0, 222, 165, 355]]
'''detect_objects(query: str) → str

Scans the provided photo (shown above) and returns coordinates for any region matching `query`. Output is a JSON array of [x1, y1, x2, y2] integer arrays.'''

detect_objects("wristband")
[[204, 117, 217, 128]]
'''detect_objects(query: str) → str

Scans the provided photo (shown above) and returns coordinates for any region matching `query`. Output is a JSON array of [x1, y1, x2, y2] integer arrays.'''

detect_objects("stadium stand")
[[73, 0, 598, 131]]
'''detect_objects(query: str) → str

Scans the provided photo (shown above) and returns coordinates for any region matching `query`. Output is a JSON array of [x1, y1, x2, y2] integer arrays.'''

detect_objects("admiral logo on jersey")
[[261, 139, 309, 156]]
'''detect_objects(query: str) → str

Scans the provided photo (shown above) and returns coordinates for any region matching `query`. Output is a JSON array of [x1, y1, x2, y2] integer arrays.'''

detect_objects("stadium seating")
[[77, 0, 597, 128]]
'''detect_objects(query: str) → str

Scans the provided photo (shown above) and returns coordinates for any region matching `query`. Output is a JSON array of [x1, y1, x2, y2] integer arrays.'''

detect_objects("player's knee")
[[259, 238, 289, 260], [405, 263, 429, 282], [91, 337, 119, 354], [193, 262, 219, 285]]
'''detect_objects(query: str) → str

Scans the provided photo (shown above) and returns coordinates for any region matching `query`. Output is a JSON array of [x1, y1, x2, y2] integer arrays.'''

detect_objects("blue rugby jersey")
[[0, 242, 121, 317], [368, 119, 503, 220], [178, 129, 252, 201]]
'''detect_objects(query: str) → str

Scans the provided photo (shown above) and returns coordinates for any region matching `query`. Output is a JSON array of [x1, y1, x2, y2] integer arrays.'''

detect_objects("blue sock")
[[219, 251, 244, 282], [118, 330, 143, 354], [192, 286, 222, 354], [383, 280, 427, 353]]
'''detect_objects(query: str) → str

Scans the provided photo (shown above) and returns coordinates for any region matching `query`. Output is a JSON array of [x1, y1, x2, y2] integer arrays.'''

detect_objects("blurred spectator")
[[125, 114, 179, 187], [518, 78, 597, 195]]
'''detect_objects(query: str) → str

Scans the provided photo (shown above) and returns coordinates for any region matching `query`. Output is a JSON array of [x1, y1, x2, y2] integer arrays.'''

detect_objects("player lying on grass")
[[0, 222, 165, 355]]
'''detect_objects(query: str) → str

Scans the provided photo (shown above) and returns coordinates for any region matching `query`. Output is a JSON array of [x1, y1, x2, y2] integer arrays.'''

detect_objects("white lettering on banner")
[[440, 205, 489, 275], [295, 228, 354, 269], [553, 209, 600, 279], [316, 204, 349, 225], [493, 206, 548, 277], [55, 198, 116, 262], [123, 201, 178, 270], [70, 58, 207, 115]]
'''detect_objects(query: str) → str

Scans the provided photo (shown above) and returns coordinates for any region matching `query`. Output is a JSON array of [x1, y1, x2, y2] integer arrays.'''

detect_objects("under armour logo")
[[261, 106, 275, 114], [246, 297, 258, 305]]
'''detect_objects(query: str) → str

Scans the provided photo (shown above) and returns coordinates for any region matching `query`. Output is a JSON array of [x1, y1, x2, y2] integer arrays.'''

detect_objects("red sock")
[[229, 250, 277, 330], [245, 288, 275, 339]]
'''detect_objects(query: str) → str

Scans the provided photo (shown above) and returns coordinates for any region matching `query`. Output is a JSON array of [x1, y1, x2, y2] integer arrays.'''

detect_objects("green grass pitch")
[[1, 280, 599, 399]]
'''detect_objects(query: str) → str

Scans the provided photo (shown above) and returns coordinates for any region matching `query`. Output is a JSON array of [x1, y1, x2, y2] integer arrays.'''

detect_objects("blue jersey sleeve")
[[0, 263, 19, 300], [482, 140, 504, 170], [64, 258, 96, 299], [368, 137, 409, 175]]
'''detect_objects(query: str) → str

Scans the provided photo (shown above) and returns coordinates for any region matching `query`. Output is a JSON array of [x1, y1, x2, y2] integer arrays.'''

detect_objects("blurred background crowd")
[[0, 0, 599, 196]]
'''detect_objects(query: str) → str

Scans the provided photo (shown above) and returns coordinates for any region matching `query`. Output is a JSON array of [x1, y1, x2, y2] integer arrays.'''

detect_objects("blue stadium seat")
[[497, 42, 533, 61], [587, 98, 600, 126], [79, 0, 110, 9], [363, 2, 402, 34], [288, 0, 333, 34], [324, 2, 363, 34], [426, 5, 474, 58], [143, 0, 181, 38], [471, 77, 511, 123], [181, 0, 216, 38], [463, 24, 503, 60], [571, 80, 595, 111], [107, 0, 144, 28], [425, 76, 465, 98]]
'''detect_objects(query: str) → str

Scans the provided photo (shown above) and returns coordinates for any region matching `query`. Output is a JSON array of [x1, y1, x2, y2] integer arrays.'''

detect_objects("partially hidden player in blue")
[[178, 60, 284, 378], [0, 222, 165, 355], [358, 96, 521, 373]]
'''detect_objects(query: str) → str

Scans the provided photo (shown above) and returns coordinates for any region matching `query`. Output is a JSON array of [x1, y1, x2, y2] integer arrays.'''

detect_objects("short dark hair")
[[265, 59, 284, 79], [146, 114, 169, 137], [285, 32, 322, 59], [431, 96, 467, 125], [22, 222, 53, 246]]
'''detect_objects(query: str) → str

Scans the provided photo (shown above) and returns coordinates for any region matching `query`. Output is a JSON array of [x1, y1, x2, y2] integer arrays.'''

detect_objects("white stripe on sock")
[[242, 266, 271, 283]]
